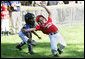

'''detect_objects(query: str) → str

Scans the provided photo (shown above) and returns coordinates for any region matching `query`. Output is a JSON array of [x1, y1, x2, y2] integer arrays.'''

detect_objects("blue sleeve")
[[23, 24, 30, 29], [10, 1, 21, 4], [22, 24, 31, 35], [7, 2, 10, 7], [10, 1, 14, 4], [18, 1, 21, 4]]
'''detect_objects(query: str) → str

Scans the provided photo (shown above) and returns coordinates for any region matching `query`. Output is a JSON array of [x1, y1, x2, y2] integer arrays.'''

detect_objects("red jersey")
[[1, 10, 9, 19], [35, 17, 58, 34]]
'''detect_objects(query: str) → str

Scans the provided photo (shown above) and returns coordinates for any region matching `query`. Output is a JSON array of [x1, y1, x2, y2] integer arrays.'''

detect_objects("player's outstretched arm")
[[32, 31, 42, 40], [21, 28, 36, 32], [22, 28, 42, 40], [37, 2, 52, 17]]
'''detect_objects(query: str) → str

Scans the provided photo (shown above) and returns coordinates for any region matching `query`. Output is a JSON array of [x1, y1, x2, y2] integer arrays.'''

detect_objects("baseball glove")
[[31, 40, 37, 46]]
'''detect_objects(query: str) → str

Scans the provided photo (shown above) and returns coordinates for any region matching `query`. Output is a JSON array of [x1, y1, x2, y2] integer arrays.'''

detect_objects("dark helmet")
[[25, 13, 35, 27], [25, 13, 35, 19]]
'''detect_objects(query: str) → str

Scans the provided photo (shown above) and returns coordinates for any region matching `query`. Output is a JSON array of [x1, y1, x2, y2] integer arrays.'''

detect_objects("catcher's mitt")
[[31, 40, 37, 46], [28, 39, 37, 46]]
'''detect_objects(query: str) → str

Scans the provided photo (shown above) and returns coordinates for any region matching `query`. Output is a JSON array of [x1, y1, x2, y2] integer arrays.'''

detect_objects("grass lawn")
[[1, 24, 84, 58]]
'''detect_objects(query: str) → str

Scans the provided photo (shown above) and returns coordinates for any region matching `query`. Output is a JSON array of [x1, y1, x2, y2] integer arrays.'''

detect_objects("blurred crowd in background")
[[1, 1, 84, 36], [20, 1, 84, 6]]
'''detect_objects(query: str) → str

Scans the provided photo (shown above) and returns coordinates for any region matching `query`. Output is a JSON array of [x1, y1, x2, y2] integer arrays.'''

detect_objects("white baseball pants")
[[19, 31, 29, 44], [49, 32, 67, 55], [1, 19, 9, 32], [11, 11, 22, 34]]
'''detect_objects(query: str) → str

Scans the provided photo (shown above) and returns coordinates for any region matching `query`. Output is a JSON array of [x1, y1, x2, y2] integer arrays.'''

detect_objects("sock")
[[2, 31, 5, 36], [19, 41, 26, 47], [28, 44, 33, 52], [52, 49, 57, 55], [7, 31, 10, 35]]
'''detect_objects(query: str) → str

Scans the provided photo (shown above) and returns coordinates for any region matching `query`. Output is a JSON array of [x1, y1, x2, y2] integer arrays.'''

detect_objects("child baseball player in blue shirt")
[[16, 13, 41, 54]]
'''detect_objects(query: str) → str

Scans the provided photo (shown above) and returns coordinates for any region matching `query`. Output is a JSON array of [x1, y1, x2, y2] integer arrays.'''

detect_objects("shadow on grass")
[[1, 42, 52, 58], [1, 42, 84, 58]]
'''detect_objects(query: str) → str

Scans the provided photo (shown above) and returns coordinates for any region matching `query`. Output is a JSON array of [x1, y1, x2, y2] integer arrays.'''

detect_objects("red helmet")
[[1, 5, 7, 11], [36, 15, 47, 23]]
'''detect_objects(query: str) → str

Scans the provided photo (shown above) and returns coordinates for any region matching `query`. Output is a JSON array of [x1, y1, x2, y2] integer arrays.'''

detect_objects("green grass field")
[[1, 24, 84, 58]]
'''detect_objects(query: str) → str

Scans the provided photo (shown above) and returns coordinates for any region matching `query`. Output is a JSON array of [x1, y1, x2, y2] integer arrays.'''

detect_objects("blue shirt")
[[48, 1, 58, 5], [22, 24, 31, 36], [10, 1, 21, 11], [1, 1, 10, 7]]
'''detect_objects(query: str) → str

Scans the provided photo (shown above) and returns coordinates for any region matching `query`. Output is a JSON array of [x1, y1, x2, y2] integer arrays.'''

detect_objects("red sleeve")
[[1, 12, 4, 19], [48, 17, 52, 22], [35, 25, 41, 30]]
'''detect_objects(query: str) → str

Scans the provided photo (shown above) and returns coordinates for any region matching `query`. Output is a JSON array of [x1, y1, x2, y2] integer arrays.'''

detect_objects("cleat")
[[57, 48, 63, 54], [27, 51, 34, 55], [31, 40, 37, 46], [16, 45, 22, 51], [54, 53, 59, 57]]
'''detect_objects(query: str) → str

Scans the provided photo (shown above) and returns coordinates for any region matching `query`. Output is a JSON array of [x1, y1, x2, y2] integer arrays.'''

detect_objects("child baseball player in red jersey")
[[1, 5, 10, 36], [22, 3, 67, 57]]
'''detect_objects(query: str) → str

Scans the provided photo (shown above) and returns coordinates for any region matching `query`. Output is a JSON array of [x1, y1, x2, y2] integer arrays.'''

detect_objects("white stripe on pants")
[[49, 32, 67, 51]]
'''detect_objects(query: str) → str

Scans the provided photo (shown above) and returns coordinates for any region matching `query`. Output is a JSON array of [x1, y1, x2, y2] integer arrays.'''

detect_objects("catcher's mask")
[[25, 13, 35, 25]]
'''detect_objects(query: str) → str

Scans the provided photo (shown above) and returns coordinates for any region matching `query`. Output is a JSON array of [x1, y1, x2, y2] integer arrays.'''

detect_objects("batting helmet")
[[25, 13, 35, 20], [25, 13, 35, 27], [1, 5, 7, 11], [36, 15, 47, 23]]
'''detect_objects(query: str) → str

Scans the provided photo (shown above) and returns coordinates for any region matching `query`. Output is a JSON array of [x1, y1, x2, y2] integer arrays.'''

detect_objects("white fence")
[[21, 4, 84, 26]]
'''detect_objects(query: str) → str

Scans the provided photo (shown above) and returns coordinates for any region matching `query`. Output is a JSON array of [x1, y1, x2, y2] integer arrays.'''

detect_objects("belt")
[[50, 31, 58, 35]]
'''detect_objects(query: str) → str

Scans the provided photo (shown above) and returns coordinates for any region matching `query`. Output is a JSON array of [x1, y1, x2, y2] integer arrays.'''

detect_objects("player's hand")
[[37, 2, 45, 8], [21, 29, 27, 32], [38, 37, 42, 40]]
